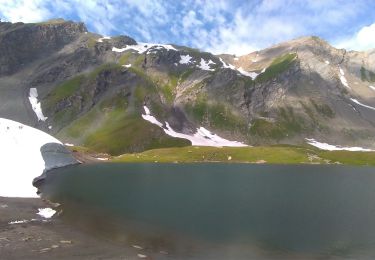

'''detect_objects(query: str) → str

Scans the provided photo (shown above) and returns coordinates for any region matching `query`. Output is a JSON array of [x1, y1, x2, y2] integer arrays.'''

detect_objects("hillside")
[[1, 19, 375, 155]]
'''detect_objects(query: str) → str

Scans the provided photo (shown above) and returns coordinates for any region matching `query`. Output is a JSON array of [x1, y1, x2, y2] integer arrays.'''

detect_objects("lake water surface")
[[40, 163, 375, 259]]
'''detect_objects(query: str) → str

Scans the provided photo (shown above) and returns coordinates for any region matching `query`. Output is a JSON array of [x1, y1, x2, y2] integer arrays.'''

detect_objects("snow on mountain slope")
[[350, 98, 375, 111], [142, 106, 247, 147], [306, 138, 374, 151], [29, 88, 48, 121], [0, 118, 61, 197], [112, 43, 177, 54]]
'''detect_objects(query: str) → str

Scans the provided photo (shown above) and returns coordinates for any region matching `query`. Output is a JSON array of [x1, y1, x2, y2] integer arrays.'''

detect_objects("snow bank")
[[219, 58, 236, 70], [97, 36, 111, 42], [179, 55, 192, 64], [338, 66, 350, 89], [237, 67, 259, 80], [37, 208, 56, 218], [141, 106, 163, 127], [350, 98, 375, 111], [306, 138, 374, 152], [28, 88, 48, 121], [0, 118, 61, 197], [142, 107, 247, 147], [197, 58, 215, 71], [220, 58, 263, 80], [112, 43, 176, 54]]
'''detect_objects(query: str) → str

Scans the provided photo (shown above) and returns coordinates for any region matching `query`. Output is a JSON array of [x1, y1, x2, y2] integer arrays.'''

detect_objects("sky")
[[0, 0, 375, 55]]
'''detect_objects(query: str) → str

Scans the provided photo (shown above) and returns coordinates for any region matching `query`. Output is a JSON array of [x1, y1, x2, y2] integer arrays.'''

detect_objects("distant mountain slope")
[[0, 19, 374, 155]]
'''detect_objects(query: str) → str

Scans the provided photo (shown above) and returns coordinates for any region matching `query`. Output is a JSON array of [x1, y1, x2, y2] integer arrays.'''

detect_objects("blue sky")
[[0, 0, 375, 55]]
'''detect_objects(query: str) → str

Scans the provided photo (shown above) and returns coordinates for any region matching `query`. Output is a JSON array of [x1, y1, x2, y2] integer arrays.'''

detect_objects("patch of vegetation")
[[249, 119, 285, 140], [158, 74, 178, 103], [361, 66, 375, 82], [87, 36, 98, 49], [64, 108, 100, 139], [44, 75, 85, 110], [113, 145, 314, 164], [250, 106, 306, 140], [52, 104, 81, 128], [112, 145, 375, 166], [88, 63, 122, 81], [318, 150, 375, 166], [310, 99, 335, 118], [180, 68, 195, 82], [83, 111, 190, 155], [255, 53, 297, 83], [118, 52, 132, 65], [300, 101, 316, 122], [185, 95, 246, 131], [36, 18, 67, 25]]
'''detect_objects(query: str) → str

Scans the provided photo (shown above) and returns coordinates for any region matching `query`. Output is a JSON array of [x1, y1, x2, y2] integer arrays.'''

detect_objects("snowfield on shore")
[[0, 118, 61, 197], [306, 138, 374, 152]]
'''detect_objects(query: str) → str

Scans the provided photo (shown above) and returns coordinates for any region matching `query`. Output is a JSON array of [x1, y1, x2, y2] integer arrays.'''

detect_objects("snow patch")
[[112, 43, 177, 54], [64, 143, 74, 147], [96, 157, 109, 161], [97, 36, 111, 42], [219, 57, 236, 70], [350, 98, 375, 111], [197, 59, 215, 71], [9, 219, 29, 225], [219, 58, 264, 79], [338, 67, 350, 89], [237, 67, 259, 80], [179, 55, 193, 64], [37, 208, 56, 219], [29, 88, 48, 121], [132, 245, 143, 250], [141, 107, 247, 147], [234, 57, 239, 61], [325, 60, 330, 64], [122, 64, 132, 68], [0, 118, 61, 197], [141, 106, 163, 128], [306, 138, 374, 152], [369, 85, 375, 91]]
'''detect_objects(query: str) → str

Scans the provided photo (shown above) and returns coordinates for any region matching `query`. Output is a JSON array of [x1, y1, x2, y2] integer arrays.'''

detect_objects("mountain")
[[1, 19, 375, 155]]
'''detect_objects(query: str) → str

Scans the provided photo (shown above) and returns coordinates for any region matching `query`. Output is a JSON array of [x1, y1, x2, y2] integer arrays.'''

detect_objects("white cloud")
[[335, 23, 375, 51], [0, 0, 373, 55], [0, 0, 51, 23]]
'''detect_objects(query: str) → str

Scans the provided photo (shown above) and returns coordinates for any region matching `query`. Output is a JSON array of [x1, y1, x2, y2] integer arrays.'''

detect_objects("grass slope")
[[113, 145, 375, 166]]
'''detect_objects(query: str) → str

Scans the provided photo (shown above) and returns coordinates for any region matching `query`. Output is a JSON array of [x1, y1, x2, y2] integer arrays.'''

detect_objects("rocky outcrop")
[[0, 19, 87, 75], [32, 143, 80, 187], [40, 143, 80, 172]]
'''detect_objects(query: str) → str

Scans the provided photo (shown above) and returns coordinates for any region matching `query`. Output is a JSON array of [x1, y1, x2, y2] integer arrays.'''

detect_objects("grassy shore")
[[111, 145, 375, 166]]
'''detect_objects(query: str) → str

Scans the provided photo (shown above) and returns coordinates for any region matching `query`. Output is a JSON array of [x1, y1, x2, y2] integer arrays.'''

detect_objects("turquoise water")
[[41, 163, 375, 259]]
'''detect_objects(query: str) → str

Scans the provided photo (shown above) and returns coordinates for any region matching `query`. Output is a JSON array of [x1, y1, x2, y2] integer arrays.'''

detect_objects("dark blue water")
[[41, 163, 375, 259]]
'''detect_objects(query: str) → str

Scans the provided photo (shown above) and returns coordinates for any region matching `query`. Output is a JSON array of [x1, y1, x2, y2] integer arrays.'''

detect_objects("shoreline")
[[0, 196, 155, 259]]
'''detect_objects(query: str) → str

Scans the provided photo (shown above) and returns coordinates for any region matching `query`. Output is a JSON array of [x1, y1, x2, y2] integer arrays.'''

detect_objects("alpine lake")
[[39, 163, 375, 259]]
